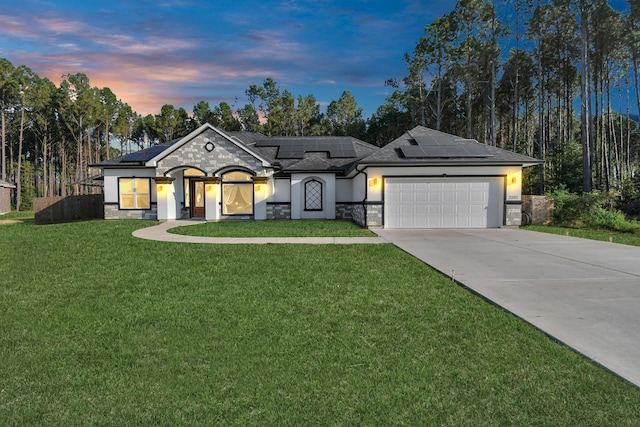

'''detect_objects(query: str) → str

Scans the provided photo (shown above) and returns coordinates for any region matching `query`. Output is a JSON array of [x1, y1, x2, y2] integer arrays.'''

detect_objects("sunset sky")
[[0, 0, 633, 119]]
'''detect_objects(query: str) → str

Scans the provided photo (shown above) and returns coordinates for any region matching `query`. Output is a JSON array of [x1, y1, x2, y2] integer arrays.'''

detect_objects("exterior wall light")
[[369, 177, 379, 187], [252, 176, 268, 193]]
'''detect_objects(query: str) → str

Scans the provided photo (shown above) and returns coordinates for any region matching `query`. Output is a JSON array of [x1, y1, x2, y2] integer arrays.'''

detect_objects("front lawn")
[[1, 220, 639, 425], [169, 219, 376, 237], [525, 224, 640, 247]]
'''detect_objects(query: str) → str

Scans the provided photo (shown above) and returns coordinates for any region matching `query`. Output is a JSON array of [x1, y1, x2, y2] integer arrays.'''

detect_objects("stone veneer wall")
[[504, 202, 522, 226], [266, 203, 291, 219], [351, 204, 365, 227], [365, 202, 383, 227], [335, 202, 359, 220], [522, 195, 552, 225], [156, 129, 267, 177], [105, 204, 158, 220]]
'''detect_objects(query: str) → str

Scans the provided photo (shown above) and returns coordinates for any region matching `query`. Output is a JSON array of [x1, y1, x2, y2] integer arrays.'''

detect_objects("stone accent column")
[[505, 201, 522, 226]]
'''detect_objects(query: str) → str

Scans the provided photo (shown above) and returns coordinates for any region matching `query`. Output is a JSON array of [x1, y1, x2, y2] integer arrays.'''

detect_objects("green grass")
[[169, 219, 376, 237], [0, 210, 34, 220], [2, 220, 640, 426], [525, 224, 640, 247]]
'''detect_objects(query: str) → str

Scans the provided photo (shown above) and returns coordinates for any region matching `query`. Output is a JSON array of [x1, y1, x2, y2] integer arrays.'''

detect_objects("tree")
[[98, 87, 119, 160], [0, 58, 15, 182], [155, 104, 190, 142], [326, 91, 365, 137], [296, 94, 320, 136], [13, 65, 37, 210]]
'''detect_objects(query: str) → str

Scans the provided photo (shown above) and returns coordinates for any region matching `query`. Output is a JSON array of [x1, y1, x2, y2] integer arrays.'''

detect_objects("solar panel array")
[[121, 145, 169, 162], [255, 139, 356, 159], [401, 134, 492, 159]]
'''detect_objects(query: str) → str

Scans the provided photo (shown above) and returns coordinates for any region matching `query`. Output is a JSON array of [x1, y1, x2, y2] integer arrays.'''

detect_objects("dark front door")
[[190, 180, 205, 218]]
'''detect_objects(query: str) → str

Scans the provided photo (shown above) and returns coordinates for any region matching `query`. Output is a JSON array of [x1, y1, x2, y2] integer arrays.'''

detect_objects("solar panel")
[[412, 134, 442, 146], [254, 138, 356, 159], [121, 144, 169, 162]]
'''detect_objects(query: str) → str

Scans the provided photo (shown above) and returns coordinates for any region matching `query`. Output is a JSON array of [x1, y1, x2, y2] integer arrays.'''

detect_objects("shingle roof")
[[360, 126, 542, 166], [94, 138, 181, 167], [93, 126, 541, 173], [243, 134, 379, 175]]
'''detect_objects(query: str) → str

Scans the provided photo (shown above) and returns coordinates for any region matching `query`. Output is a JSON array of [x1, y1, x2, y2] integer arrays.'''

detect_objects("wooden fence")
[[34, 194, 104, 224]]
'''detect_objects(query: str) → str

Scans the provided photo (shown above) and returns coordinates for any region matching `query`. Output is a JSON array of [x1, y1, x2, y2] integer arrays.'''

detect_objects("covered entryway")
[[384, 177, 502, 229]]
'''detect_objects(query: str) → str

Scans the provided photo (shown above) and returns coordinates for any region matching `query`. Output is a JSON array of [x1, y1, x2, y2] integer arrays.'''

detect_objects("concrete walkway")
[[132, 220, 388, 244], [375, 228, 640, 388]]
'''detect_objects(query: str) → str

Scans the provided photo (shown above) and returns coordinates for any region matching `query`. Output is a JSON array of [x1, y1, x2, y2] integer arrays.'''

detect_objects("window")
[[305, 179, 322, 211], [119, 178, 151, 209], [222, 171, 253, 215]]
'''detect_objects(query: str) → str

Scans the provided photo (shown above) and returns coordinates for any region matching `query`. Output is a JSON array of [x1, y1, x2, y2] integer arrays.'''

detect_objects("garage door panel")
[[385, 178, 501, 229]]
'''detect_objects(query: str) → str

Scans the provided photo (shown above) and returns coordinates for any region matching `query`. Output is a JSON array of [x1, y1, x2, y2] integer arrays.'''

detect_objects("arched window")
[[305, 179, 322, 211], [222, 170, 253, 215]]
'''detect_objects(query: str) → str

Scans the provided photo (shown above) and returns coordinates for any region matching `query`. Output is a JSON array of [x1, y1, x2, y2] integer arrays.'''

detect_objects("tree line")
[[385, 0, 640, 199], [0, 64, 369, 211], [2, 0, 640, 211]]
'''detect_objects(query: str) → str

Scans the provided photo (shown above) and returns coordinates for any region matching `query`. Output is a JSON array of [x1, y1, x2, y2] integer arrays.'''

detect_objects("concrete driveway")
[[375, 228, 640, 388]]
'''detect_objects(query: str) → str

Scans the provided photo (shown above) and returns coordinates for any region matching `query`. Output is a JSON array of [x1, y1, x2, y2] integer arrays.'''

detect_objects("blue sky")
[[0, 0, 459, 118], [0, 0, 633, 119]]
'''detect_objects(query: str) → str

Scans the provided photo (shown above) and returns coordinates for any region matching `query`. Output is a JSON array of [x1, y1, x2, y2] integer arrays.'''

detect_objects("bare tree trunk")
[[1, 109, 5, 182], [16, 101, 25, 211], [580, 0, 592, 193]]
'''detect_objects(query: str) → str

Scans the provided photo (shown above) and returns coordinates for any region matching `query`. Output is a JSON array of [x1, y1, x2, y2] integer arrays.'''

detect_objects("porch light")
[[153, 176, 175, 193], [252, 176, 268, 193], [369, 177, 379, 187]]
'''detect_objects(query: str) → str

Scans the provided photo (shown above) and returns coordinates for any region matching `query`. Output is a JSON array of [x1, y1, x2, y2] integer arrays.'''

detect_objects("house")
[[94, 124, 541, 229], [0, 179, 15, 215]]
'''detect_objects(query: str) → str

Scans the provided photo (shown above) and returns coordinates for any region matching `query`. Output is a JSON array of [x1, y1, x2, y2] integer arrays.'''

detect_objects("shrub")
[[547, 188, 640, 234], [547, 188, 603, 227]]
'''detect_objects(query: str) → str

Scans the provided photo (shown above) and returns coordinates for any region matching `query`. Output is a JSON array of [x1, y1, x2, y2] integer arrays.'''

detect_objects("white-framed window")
[[305, 179, 322, 211], [119, 178, 151, 209], [222, 170, 253, 215]]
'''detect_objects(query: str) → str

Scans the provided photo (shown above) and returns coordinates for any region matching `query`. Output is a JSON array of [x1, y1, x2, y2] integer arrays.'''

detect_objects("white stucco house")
[[94, 124, 541, 229]]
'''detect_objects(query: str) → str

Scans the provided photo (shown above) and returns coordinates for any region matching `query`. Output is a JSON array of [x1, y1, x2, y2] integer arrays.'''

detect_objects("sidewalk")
[[132, 220, 389, 244]]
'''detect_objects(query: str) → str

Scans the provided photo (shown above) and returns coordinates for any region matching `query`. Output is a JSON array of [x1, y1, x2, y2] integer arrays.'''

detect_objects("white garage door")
[[384, 178, 501, 229]]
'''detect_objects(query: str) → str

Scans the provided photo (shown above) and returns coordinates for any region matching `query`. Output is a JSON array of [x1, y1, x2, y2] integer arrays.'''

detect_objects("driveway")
[[374, 228, 640, 388]]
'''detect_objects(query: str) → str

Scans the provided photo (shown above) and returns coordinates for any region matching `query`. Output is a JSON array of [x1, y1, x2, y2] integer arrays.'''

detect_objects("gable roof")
[[359, 126, 541, 167], [146, 124, 272, 167]]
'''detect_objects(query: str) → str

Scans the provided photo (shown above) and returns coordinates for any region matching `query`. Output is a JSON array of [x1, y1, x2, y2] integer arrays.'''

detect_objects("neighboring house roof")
[[0, 179, 16, 188], [359, 126, 542, 167]]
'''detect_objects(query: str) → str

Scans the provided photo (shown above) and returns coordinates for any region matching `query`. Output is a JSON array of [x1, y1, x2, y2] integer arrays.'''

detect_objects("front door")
[[190, 180, 205, 218]]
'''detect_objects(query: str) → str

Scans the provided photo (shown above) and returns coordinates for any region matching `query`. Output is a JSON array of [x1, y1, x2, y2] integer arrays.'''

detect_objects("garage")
[[384, 177, 502, 229]]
